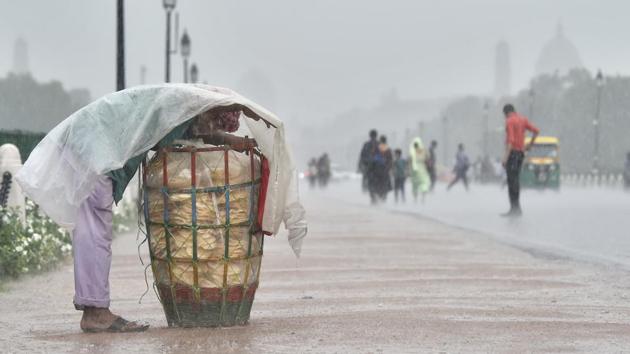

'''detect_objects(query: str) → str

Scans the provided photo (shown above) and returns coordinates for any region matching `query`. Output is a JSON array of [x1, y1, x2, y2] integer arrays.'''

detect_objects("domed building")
[[535, 23, 583, 76]]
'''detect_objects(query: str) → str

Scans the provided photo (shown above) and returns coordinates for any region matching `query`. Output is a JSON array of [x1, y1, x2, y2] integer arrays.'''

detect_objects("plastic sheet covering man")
[[16, 84, 307, 333]]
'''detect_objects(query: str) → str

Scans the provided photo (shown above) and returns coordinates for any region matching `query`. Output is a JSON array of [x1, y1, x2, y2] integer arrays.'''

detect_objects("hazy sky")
[[2, 0, 630, 121]]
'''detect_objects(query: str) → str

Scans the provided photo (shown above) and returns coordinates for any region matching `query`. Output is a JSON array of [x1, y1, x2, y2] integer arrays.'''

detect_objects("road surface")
[[326, 179, 630, 268], [1, 185, 630, 352]]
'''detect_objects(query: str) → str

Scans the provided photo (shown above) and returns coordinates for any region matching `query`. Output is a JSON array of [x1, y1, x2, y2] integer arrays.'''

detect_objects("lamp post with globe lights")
[[116, 0, 125, 91], [180, 31, 191, 83], [163, 0, 178, 82]]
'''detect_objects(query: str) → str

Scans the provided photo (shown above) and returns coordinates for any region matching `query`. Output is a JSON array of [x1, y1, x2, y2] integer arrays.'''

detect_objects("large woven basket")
[[142, 143, 264, 327]]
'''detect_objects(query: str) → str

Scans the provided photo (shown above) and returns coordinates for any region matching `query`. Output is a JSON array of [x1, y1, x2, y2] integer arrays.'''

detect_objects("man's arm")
[[524, 119, 540, 151], [526, 131, 539, 152], [198, 131, 257, 152]]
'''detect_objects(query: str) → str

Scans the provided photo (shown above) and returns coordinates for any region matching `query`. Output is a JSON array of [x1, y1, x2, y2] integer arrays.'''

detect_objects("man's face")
[[189, 112, 215, 136], [190, 108, 242, 135]]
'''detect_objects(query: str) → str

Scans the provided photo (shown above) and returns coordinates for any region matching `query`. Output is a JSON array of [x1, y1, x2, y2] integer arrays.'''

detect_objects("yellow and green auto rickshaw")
[[521, 136, 560, 189]]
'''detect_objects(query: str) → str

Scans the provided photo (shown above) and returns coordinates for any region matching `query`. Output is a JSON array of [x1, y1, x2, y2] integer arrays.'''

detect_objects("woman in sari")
[[374, 135, 393, 202], [409, 137, 431, 203]]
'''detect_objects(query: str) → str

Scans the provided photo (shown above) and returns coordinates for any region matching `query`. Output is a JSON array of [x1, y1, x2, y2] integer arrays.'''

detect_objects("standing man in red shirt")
[[502, 104, 539, 217]]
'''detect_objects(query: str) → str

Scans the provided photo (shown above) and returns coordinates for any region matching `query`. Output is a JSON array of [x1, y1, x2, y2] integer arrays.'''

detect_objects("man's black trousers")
[[506, 150, 524, 211]]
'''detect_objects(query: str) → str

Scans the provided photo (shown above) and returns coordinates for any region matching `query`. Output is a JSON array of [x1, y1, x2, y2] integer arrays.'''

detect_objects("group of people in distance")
[[307, 153, 331, 188], [357, 131, 393, 203], [357, 103, 541, 218], [358, 130, 438, 204]]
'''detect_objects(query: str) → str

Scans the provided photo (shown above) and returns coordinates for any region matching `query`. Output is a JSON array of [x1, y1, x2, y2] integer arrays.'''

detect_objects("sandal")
[[82, 316, 149, 333]]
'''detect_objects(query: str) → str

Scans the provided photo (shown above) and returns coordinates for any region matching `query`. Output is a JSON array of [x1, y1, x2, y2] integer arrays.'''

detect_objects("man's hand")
[[503, 143, 513, 168], [527, 132, 539, 152], [230, 137, 257, 152], [245, 138, 258, 149]]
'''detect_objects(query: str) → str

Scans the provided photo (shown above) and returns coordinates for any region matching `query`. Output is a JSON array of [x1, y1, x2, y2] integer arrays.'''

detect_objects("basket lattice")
[[142, 144, 264, 327]]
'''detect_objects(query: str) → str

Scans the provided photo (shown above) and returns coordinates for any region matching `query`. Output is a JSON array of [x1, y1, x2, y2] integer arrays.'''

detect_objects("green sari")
[[409, 137, 430, 195]]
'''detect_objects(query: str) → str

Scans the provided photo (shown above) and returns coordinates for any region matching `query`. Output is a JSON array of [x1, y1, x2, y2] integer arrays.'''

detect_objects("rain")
[[1, 0, 630, 352]]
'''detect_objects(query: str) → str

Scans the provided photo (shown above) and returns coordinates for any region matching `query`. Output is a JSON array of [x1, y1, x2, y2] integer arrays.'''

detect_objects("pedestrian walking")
[[427, 140, 438, 191], [501, 103, 539, 217], [317, 153, 331, 187], [447, 143, 470, 191], [392, 149, 407, 203], [409, 137, 431, 203], [373, 135, 393, 202], [358, 130, 379, 201], [307, 158, 318, 188]]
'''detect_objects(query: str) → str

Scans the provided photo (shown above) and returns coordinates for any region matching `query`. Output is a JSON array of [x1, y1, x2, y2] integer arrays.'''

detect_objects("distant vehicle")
[[521, 136, 560, 189]]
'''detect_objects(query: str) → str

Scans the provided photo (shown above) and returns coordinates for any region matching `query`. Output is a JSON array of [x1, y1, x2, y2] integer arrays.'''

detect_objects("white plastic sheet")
[[16, 84, 307, 256]]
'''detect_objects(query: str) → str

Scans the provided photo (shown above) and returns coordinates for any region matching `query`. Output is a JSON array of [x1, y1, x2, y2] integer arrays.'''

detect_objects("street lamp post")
[[163, 0, 177, 82], [181, 31, 191, 83], [190, 63, 198, 83], [593, 69, 604, 174], [483, 101, 490, 157], [116, 0, 125, 91]]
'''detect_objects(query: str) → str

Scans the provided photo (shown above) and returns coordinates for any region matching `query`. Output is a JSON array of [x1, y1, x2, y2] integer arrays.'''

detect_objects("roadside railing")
[[561, 173, 626, 188]]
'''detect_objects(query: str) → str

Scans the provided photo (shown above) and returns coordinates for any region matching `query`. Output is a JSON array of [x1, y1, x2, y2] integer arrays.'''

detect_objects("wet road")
[[327, 180, 630, 268], [2, 186, 630, 352]]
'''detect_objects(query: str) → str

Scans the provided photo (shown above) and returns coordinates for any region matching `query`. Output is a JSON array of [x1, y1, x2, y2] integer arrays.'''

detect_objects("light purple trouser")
[[72, 176, 114, 309]]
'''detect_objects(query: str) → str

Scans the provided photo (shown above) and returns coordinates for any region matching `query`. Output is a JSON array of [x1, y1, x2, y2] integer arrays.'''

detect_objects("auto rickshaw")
[[520, 136, 560, 189]]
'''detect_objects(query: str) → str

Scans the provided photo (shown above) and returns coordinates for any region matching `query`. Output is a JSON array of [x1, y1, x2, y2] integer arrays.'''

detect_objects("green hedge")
[[0, 201, 72, 278], [0, 199, 137, 280]]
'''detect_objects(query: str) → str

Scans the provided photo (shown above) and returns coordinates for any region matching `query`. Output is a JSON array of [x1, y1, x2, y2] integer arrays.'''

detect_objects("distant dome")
[[535, 23, 583, 76]]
